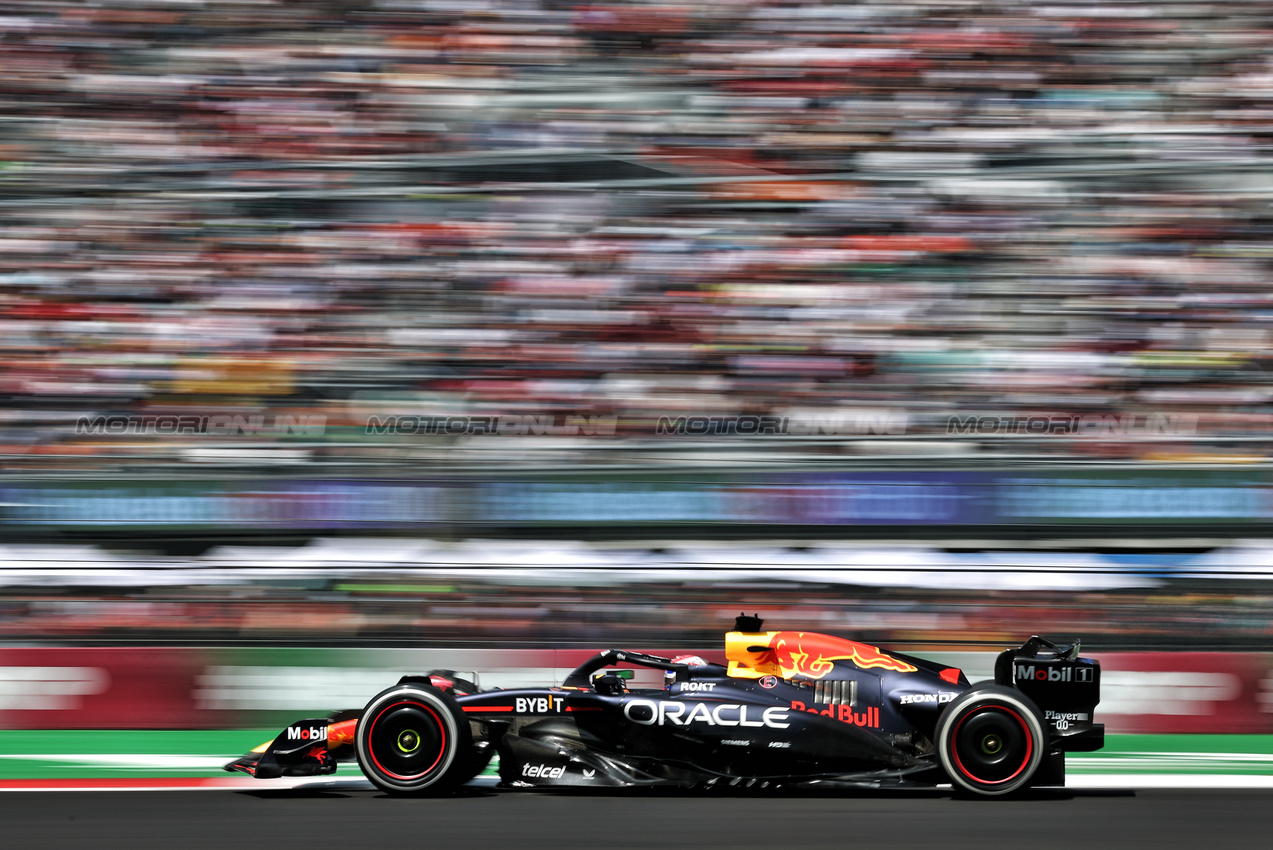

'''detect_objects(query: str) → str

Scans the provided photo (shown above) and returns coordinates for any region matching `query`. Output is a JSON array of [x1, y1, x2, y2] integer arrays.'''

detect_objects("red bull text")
[[791, 702, 880, 728]]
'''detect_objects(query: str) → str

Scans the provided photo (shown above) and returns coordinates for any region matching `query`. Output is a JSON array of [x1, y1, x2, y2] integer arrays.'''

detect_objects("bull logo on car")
[[771, 632, 918, 679]]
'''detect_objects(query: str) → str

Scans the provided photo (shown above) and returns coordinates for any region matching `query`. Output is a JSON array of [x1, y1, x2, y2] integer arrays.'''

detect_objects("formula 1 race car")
[[225, 615, 1103, 797]]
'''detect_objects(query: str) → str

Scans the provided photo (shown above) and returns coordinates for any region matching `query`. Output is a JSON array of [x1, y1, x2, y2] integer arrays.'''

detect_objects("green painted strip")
[[0, 730, 279, 758], [1069, 734, 1273, 775], [1101, 734, 1273, 755], [0, 730, 278, 780]]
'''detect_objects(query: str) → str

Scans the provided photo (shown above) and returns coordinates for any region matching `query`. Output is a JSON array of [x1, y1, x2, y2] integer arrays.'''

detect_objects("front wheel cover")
[[936, 686, 1045, 797], [356, 685, 469, 794]]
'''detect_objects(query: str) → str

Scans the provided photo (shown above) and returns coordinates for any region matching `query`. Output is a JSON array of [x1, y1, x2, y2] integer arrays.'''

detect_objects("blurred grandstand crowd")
[[4, 569, 1271, 651], [3, 0, 1273, 470]]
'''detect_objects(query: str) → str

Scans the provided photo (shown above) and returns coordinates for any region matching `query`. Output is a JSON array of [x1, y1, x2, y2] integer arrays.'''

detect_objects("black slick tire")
[[935, 684, 1046, 797], [356, 684, 471, 795]]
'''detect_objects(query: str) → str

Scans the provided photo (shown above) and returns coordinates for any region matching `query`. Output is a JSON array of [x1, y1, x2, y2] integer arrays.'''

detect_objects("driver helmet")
[[664, 654, 709, 690]]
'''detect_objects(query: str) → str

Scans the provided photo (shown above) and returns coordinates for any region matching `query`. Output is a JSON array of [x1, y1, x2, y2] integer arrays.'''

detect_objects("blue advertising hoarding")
[[2, 468, 1269, 530]]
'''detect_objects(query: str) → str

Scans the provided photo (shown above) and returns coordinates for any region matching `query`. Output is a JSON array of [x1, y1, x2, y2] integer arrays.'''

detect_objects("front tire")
[[356, 684, 471, 795], [935, 685, 1045, 797]]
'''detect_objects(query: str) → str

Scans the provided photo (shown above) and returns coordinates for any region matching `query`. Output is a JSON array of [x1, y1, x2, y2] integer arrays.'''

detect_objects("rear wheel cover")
[[936, 687, 1044, 796], [356, 686, 469, 794]]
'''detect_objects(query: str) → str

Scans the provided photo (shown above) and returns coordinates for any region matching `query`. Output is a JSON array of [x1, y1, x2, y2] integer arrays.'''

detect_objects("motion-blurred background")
[[2, 0, 1273, 738]]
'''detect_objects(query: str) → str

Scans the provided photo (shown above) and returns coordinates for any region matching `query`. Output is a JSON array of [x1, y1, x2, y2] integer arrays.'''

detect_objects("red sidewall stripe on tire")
[[366, 699, 447, 782], [949, 704, 1034, 786]]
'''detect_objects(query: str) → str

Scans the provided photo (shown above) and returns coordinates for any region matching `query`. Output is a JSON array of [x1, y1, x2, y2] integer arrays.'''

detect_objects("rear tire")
[[356, 684, 471, 795], [935, 684, 1045, 797]]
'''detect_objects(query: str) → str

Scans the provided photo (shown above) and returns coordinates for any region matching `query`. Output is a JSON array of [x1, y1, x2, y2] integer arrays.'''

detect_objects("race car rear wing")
[[995, 635, 1103, 752]]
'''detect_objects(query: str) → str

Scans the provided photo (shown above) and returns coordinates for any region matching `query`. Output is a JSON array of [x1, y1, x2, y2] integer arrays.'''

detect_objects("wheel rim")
[[365, 699, 447, 781], [950, 705, 1033, 786]]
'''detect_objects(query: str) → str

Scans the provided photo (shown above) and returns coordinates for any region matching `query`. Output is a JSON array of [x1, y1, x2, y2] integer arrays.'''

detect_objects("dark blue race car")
[[227, 614, 1102, 797]]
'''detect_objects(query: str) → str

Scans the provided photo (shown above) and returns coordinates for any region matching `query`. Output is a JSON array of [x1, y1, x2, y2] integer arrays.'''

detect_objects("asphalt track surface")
[[8, 785, 1272, 850]]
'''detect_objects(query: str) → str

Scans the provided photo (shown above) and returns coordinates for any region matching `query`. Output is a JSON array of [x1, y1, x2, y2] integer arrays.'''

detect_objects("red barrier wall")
[[1092, 652, 1273, 734], [0, 648, 217, 730]]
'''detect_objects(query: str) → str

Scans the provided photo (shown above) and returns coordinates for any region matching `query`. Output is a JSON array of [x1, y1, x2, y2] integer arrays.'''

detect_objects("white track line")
[[1066, 774, 1273, 790], [0, 755, 234, 770]]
